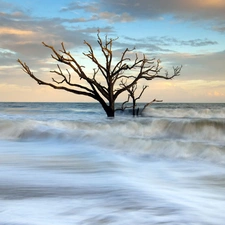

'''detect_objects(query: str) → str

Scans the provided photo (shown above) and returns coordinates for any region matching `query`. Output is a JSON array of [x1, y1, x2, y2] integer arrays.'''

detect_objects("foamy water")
[[0, 102, 225, 225]]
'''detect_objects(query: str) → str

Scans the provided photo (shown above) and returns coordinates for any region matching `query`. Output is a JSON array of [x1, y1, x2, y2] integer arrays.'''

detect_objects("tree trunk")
[[99, 100, 115, 117], [107, 81, 115, 117], [132, 99, 136, 116], [106, 107, 115, 117], [109, 101, 114, 117]]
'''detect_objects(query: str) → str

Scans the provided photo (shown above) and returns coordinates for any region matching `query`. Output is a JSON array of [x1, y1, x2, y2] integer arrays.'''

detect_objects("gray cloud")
[[60, 1, 99, 13], [0, 12, 101, 61], [115, 43, 169, 54], [212, 25, 225, 33], [164, 37, 218, 47], [161, 50, 225, 81], [99, 0, 225, 21], [123, 36, 218, 53], [64, 0, 225, 20], [180, 39, 218, 47], [61, 0, 225, 30]]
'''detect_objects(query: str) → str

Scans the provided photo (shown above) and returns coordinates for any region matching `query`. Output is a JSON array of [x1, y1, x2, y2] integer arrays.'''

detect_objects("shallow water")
[[0, 102, 225, 225]]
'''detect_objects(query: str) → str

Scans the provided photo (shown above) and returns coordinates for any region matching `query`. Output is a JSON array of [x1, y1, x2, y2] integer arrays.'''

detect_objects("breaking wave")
[[142, 103, 225, 119], [1, 117, 225, 163]]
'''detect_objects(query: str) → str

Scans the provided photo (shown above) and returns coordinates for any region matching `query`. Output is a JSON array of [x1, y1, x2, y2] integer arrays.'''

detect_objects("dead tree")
[[18, 31, 182, 117], [117, 82, 148, 116]]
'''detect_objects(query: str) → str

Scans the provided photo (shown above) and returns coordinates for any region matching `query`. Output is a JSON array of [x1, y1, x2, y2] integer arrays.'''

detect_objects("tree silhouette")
[[116, 82, 148, 116], [18, 32, 181, 117]]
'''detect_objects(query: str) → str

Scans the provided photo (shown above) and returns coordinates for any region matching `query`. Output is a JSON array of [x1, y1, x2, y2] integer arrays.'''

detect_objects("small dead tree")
[[117, 82, 148, 116], [18, 31, 182, 117]]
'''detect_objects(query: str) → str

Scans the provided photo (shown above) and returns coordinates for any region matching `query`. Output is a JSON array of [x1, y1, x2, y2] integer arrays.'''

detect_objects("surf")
[[0, 116, 225, 164]]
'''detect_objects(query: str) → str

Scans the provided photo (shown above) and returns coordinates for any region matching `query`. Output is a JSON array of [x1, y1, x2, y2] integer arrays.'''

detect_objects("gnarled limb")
[[17, 59, 96, 98], [141, 99, 163, 115]]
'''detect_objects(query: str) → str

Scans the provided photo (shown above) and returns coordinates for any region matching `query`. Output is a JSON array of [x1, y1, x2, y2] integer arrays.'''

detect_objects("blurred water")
[[0, 102, 225, 225]]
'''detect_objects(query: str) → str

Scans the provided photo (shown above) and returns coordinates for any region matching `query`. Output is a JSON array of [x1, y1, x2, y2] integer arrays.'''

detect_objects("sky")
[[0, 0, 225, 103]]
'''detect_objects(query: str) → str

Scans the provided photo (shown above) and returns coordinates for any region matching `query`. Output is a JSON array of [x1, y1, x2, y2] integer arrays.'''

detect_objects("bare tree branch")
[[141, 99, 163, 115], [17, 59, 97, 99]]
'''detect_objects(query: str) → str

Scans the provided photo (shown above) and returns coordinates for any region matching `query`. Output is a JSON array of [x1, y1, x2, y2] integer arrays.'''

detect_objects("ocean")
[[0, 102, 225, 225]]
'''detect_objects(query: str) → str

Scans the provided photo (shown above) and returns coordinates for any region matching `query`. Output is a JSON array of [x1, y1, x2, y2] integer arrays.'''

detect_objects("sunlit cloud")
[[208, 91, 224, 97], [198, 0, 225, 8], [0, 27, 34, 35]]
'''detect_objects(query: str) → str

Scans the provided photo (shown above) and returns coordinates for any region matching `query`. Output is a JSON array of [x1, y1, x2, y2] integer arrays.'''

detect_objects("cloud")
[[212, 25, 225, 33], [124, 36, 218, 50], [160, 50, 225, 82], [60, 1, 135, 23], [180, 39, 218, 47], [0, 0, 221, 61], [99, 12, 134, 23], [160, 37, 218, 47], [98, 0, 225, 20], [60, 1, 99, 13], [0, 11, 101, 62], [0, 27, 34, 35], [61, 0, 225, 28]]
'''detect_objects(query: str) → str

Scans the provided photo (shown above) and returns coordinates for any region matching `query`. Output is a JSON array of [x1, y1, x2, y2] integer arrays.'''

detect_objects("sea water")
[[0, 102, 225, 225]]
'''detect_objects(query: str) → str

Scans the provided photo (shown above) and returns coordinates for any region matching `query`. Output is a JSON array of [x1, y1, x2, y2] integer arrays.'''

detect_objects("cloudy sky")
[[0, 0, 225, 102]]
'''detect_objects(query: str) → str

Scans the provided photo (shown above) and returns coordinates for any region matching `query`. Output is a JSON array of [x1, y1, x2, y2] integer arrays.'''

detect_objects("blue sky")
[[0, 0, 225, 102]]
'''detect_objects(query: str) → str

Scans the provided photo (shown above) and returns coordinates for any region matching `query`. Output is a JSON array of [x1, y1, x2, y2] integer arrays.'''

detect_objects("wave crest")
[[1, 118, 225, 163]]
